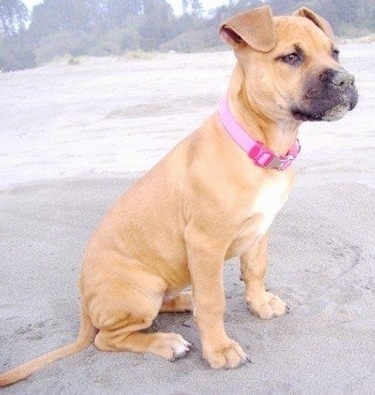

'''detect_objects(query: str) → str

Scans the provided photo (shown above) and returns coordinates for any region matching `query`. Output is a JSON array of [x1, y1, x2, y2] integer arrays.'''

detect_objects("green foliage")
[[28, 0, 94, 43], [125, 49, 154, 59], [138, 0, 176, 50], [0, 34, 35, 71], [182, 0, 203, 16], [0, 0, 28, 35], [33, 30, 93, 64], [88, 26, 141, 56], [103, 0, 143, 29], [159, 28, 221, 53], [267, 0, 374, 37], [0, 0, 34, 71], [0, 0, 374, 72]]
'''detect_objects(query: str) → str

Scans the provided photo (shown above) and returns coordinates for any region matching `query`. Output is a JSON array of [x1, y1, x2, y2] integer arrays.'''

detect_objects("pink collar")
[[219, 98, 301, 171]]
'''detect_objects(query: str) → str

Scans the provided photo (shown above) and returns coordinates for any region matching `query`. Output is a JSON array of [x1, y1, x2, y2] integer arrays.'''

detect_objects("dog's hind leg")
[[88, 282, 191, 361], [160, 291, 193, 313]]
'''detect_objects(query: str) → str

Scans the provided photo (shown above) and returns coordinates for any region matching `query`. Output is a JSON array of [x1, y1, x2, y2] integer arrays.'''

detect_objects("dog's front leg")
[[240, 233, 288, 319], [185, 228, 248, 369]]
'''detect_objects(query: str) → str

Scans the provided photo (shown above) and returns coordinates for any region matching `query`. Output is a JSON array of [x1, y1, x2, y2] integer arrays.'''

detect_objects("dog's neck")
[[219, 96, 300, 171], [227, 64, 300, 156]]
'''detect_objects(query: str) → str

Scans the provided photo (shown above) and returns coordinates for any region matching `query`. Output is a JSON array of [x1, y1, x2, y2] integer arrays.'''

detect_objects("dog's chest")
[[228, 179, 289, 257], [252, 180, 288, 234]]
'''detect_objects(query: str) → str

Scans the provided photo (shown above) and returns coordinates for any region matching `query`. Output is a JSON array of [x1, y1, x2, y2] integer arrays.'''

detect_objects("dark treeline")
[[1, 0, 374, 72]]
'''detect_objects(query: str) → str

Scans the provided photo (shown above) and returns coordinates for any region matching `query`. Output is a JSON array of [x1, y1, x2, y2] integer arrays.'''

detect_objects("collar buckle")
[[250, 142, 296, 171], [265, 154, 296, 171]]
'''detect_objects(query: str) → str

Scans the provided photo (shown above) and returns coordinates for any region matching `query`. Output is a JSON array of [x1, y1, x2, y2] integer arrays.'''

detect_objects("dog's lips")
[[292, 83, 358, 123], [291, 103, 350, 122], [291, 107, 324, 121], [320, 103, 351, 121]]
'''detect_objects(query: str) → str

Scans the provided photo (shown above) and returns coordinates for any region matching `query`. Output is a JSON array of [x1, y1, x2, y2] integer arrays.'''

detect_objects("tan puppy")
[[0, 6, 358, 386]]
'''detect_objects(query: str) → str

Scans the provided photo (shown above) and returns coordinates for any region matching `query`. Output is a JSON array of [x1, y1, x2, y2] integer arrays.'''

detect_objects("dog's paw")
[[204, 340, 248, 369], [248, 291, 288, 320], [151, 333, 191, 361]]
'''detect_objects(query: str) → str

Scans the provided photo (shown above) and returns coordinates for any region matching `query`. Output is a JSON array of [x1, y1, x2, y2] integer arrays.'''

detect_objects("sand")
[[0, 43, 374, 394]]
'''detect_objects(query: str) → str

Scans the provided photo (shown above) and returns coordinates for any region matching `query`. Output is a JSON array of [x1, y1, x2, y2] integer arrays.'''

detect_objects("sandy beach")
[[0, 43, 374, 394]]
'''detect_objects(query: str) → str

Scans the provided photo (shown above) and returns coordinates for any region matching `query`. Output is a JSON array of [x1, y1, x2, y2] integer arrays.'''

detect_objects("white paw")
[[152, 333, 191, 361], [172, 338, 191, 360]]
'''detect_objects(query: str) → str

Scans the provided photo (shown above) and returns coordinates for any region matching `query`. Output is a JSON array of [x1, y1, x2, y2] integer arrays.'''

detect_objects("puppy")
[[0, 5, 358, 386]]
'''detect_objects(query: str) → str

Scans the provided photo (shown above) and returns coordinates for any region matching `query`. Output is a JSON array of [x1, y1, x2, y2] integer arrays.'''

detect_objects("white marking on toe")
[[173, 341, 191, 358]]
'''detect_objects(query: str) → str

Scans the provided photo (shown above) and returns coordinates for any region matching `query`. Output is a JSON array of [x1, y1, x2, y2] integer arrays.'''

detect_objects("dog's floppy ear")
[[293, 7, 335, 41], [220, 6, 276, 52]]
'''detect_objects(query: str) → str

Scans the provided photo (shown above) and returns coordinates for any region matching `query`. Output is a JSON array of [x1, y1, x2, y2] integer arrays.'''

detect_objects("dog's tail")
[[0, 308, 97, 387]]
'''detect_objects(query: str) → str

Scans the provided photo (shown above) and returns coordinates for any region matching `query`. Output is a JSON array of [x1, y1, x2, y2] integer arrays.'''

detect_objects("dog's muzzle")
[[292, 67, 358, 122]]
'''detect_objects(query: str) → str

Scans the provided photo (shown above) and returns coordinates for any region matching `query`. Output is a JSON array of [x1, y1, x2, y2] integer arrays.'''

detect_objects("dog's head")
[[220, 6, 358, 122]]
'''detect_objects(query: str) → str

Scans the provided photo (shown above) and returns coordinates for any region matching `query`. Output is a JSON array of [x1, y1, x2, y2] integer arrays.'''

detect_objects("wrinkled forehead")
[[273, 15, 335, 52]]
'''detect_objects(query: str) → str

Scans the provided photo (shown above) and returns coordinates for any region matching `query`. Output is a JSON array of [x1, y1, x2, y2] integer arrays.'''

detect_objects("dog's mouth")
[[291, 107, 325, 122], [292, 68, 359, 123], [291, 103, 351, 122]]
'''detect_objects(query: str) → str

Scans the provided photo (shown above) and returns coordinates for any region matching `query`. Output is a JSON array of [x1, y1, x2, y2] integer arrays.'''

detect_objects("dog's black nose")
[[320, 68, 355, 88]]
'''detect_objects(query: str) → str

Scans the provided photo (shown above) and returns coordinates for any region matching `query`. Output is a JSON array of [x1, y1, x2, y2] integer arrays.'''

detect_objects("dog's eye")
[[282, 53, 301, 66], [332, 48, 340, 61]]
